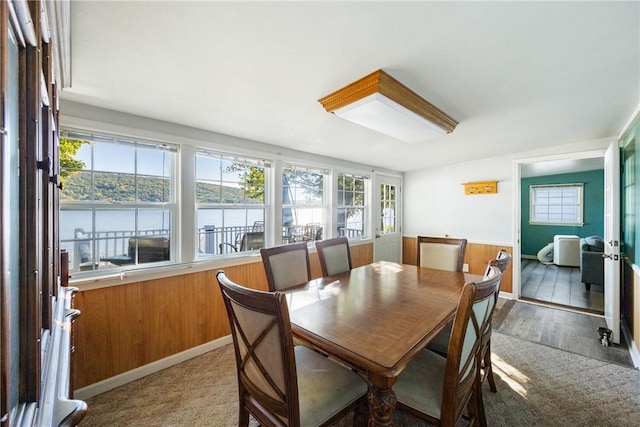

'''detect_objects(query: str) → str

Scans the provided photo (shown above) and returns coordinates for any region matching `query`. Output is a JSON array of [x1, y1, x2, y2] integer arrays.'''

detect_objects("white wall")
[[404, 157, 513, 245], [404, 137, 614, 246]]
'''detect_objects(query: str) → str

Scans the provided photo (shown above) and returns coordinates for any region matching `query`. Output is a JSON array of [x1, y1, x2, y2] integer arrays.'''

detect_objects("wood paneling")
[[402, 237, 513, 293], [350, 242, 374, 269], [72, 243, 373, 388]]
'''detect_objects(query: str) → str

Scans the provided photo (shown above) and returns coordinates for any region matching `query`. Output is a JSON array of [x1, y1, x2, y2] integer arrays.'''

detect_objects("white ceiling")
[[60, 1, 639, 173], [520, 157, 604, 178]]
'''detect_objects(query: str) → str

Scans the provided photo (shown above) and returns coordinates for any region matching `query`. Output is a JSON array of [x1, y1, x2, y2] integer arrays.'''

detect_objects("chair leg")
[[467, 381, 487, 427], [238, 405, 250, 427], [475, 386, 488, 427], [585, 283, 592, 291], [484, 341, 497, 393]]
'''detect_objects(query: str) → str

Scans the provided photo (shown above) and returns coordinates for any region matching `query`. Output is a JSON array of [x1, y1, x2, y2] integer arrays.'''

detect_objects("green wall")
[[521, 169, 604, 257]]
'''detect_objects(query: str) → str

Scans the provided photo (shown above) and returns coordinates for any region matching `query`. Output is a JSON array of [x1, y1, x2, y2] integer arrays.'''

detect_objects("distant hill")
[[61, 171, 250, 203]]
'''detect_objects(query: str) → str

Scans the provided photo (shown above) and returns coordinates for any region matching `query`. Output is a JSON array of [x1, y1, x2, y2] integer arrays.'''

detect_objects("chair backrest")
[[494, 249, 512, 273], [315, 237, 352, 276], [482, 260, 502, 327], [260, 242, 311, 291], [416, 236, 467, 272], [441, 265, 502, 425], [481, 258, 505, 340], [216, 271, 301, 425]]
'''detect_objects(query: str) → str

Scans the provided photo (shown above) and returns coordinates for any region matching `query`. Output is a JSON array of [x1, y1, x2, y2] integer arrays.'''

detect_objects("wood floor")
[[521, 258, 604, 313], [494, 299, 634, 367]]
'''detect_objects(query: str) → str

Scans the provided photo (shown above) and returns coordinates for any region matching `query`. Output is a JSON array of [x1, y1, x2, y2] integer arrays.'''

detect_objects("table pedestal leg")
[[367, 386, 397, 426]]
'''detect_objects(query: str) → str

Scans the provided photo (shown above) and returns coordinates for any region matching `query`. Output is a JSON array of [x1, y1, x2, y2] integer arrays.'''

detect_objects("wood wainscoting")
[[72, 242, 373, 390], [625, 261, 640, 363], [402, 236, 513, 294]]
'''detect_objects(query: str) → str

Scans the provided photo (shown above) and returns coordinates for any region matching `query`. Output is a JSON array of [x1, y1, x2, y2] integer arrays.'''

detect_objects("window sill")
[[72, 238, 374, 291]]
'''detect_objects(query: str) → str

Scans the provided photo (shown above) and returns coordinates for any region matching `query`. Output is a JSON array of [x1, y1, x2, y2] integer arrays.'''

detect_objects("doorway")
[[373, 174, 402, 262], [514, 151, 607, 314]]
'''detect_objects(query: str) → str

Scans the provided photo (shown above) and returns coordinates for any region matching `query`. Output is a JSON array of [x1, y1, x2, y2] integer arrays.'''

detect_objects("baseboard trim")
[[74, 335, 233, 400], [621, 321, 640, 369], [499, 291, 515, 300]]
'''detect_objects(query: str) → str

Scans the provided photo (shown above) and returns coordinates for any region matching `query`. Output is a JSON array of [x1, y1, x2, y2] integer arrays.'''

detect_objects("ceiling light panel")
[[318, 69, 458, 142]]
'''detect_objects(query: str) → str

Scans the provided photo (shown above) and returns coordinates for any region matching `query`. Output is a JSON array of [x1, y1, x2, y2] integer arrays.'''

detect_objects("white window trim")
[[529, 183, 584, 226], [281, 162, 328, 245], [194, 148, 270, 258], [59, 114, 386, 283], [336, 171, 370, 240], [59, 129, 179, 274]]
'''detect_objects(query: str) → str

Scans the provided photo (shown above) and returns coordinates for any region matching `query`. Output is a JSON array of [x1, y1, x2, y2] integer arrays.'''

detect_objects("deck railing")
[[63, 224, 363, 271], [62, 228, 170, 271]]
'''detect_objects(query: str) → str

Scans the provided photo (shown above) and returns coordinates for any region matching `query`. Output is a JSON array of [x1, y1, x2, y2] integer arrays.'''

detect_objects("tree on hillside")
[[59, 137, 88, 188], [225, 163, 265, 201], [226, 163, 325, 202]]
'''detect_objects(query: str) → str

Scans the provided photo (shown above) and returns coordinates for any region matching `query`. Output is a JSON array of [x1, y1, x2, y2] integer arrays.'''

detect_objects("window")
[[282, 164, 327, 244], [623, 139, 636, 261], [337, 173, 368, 238], [380, 183, 397, 233], [530, 184, 583, 225], [60, 131, 176, 272], [196, 150, 267, 256]]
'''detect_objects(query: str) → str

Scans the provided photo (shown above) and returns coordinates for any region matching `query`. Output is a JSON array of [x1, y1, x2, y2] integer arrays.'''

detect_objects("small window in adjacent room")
[[530, 183, 584, 226]]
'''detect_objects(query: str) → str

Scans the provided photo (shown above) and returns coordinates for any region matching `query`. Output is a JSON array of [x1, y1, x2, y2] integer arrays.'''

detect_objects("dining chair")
[[393, 265, 502, 427], [494, 249, 512, 273], [315, 237, 352, 276], [480, 250, 511, 393], [427, 251, 511, 393], [416, 236, 468, 272], [260, 242, 311, 291], [216, 271, 368, 427]]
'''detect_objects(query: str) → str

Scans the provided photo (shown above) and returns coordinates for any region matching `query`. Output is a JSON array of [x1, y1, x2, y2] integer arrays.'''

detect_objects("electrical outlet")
[[462, 263, 469, 272]]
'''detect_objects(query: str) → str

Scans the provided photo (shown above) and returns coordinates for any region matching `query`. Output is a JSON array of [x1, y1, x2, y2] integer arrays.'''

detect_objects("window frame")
[[58, 125, 382, 279], [194, 148, 269, 258], [336, 171, 370, 240], [59, 130, 178, 274], [529, 183, 584, 226], [281, 163, 328, 245]]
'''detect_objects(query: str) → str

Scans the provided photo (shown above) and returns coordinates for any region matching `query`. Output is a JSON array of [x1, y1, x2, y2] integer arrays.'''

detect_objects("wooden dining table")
[[283, 261, 483, 427]]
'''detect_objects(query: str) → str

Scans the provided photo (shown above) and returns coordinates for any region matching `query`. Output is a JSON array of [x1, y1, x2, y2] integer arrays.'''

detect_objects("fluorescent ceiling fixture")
[[318, 69, 458, 143]]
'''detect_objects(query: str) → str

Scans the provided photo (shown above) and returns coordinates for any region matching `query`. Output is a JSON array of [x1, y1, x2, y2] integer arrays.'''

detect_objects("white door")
[[373, 175, 402, 262], [604, 141, 621, 344]]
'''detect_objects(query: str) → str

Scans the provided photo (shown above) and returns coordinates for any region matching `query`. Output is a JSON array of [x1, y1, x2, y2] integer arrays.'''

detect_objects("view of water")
[[60, 209, 171, 240], [60, 207, 331, 240], [60, 206, 364, 270]]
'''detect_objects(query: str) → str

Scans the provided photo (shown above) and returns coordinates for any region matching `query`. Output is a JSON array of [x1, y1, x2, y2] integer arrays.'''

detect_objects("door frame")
[[512, 148, 609, 300], [373, 173, 403, 263], [604, 141, 622, 343]]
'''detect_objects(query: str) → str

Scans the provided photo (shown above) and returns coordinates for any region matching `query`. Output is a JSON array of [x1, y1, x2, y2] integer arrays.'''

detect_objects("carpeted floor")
[[82, 331, 640, 426]]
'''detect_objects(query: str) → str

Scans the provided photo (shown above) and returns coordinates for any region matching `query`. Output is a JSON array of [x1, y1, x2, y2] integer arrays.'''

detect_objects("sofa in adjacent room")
[[580, 236, 604, 291]]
